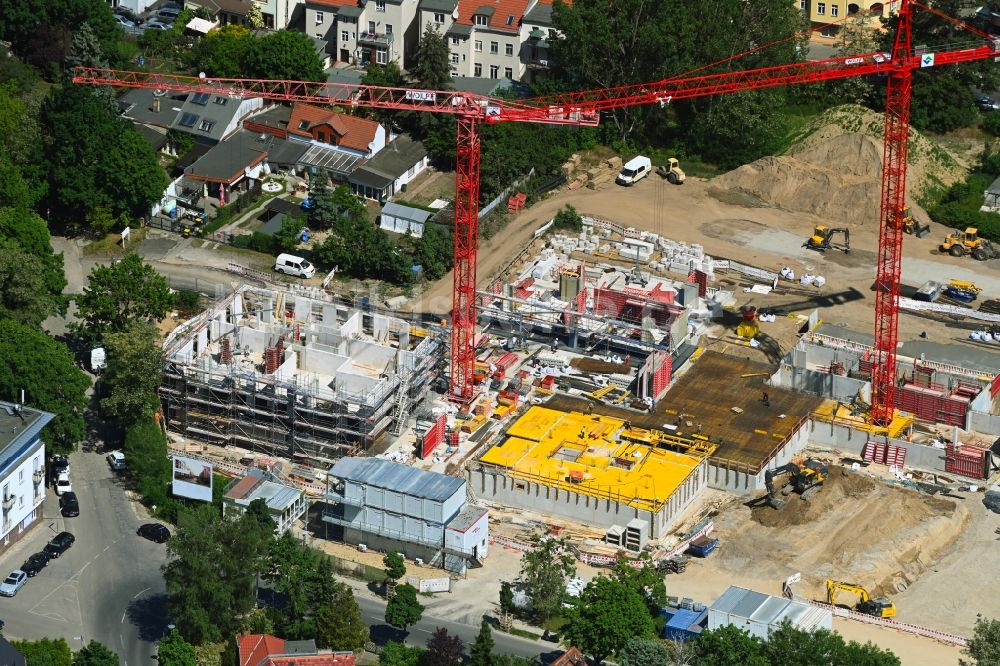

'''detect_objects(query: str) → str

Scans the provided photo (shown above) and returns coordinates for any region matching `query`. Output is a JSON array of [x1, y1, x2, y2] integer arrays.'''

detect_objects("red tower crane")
[[73, 0, 997, 423]]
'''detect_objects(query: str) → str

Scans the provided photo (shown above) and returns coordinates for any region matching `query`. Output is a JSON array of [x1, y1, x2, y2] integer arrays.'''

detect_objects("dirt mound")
[[714, 465, 968, 600], [711, 105, 967, 228]]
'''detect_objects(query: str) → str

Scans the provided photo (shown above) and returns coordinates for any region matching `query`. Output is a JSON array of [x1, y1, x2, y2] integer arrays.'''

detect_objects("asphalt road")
[[355, 595, 561, 661], [0, 451, 169, 666]]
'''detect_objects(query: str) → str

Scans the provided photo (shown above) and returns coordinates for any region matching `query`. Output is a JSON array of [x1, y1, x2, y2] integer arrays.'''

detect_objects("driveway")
[[0, 450, 169, 666]]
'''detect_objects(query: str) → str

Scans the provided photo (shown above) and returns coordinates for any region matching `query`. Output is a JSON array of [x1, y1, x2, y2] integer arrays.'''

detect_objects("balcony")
[[2, 495, 15, 513], [358, 31, 394, 47]]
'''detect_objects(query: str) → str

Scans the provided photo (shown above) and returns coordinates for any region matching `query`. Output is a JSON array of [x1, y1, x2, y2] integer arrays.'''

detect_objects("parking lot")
[[0, 450, 168, 665]]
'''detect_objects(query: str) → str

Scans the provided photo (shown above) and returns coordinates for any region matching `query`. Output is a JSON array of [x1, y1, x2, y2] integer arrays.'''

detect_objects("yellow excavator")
[[805, 226, 851, 253], [760, 459, 828, 509], [826, 580, 896, 618]]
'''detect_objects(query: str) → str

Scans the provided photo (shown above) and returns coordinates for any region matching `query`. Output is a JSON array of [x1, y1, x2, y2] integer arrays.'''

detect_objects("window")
[[816, 2, 825, 14], [830, 3, 838, 16], [214, 96, 228, 105], [386, 23, 392, 33], [376, 49, 387, 64], [298, 119, 310, 130], [489, 64, 498, 79], [315, 32, 322, 38], [474, 39, 482, 52], [490, 41, 498, 54], [376, 0, 386, 11], [474, 63, 482, 76], [506, 14, 514, 25], [18, 470, 23, 481], [199, 119, 215, 132], [475, 14, 487, 26], [318, 131, 327, 143], [341, 30, 349, 41], [505, 43, 513, 56], [434, 12, 444, 23], [452, 36, 460, 45], [368, 20, 376, 33], [504, 66, 512, 78], [178, 112, 198, 127], [315, 11, 324, 23], [799, 0, 806, 9], [190, 92, 210, 105], [451, 52, 459, 64]]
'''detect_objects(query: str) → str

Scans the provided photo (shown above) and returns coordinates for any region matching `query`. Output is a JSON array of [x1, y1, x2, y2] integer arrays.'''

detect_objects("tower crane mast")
[[73, 0, 999, 421]]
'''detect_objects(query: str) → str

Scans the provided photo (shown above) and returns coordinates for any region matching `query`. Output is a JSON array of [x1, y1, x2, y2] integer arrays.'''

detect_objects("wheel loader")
[[940, 227, 999, 261], [900, 207, 930, 237]]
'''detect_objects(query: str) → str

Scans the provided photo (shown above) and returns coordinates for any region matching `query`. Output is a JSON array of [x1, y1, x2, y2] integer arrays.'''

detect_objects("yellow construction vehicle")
[[805, 226, 851, 253], [940, 227, 1000, 260], [760, 459, 827, 509], [900, 207, 930, 237], [826, 580, 897, 618], [656, 158, 686, 185]]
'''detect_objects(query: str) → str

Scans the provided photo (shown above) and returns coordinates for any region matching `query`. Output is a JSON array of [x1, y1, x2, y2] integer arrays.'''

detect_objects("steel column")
[[872, 0, 913, 426], [450, 115, 481, 401]]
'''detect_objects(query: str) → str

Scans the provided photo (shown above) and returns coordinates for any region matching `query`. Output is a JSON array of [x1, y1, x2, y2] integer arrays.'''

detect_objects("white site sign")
[[418, 577, 451, 593]]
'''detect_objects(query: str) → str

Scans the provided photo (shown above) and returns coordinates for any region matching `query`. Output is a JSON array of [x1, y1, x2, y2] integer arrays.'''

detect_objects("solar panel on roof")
[[190, 92, 211, 105], [178, 112, 199, 127]]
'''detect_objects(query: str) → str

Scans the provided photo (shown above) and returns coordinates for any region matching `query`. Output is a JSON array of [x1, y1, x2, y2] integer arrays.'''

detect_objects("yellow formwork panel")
[[482, 407, 703, 512]]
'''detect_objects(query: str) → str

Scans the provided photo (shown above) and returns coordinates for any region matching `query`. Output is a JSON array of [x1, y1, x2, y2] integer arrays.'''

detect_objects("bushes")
[[231, 231, 279, 254], [123, 416, 180, 520], [927, 170, 1000, 242]]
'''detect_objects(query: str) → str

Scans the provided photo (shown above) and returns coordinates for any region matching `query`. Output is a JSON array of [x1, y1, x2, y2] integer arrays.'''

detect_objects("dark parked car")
[[60, 492, 79, 517], [43, 532, 75, 558], [51, 455, 69, 479], [21, 552, 50, 577], [137, 523, 170, 543], [976, 95, 1000, 112], [113, 6, 141, 23]]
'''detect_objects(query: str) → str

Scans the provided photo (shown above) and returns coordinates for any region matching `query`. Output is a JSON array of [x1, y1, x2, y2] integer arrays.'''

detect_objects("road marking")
[[121, 610, 127, 624], [132, 586, 151, 600]]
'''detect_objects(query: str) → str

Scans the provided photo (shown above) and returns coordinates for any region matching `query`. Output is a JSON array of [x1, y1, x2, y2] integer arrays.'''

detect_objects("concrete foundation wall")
[[773, 364, 868, 402], [342, 527, 442, 565], [469, 461, 708, 539], [807, 420, 949, 471], [970, 411, 1000, 436], [708, 463, 766, 494]]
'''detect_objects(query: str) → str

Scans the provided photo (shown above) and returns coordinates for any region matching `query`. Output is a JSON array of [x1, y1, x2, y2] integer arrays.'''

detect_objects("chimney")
[[152, 96, 161, 113]]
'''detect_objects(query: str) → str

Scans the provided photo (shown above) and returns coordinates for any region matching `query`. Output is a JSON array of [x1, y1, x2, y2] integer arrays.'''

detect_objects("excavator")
[[760, 459, 828, 509], [826, 580, 897, 618], [804, 226, 851, 253]]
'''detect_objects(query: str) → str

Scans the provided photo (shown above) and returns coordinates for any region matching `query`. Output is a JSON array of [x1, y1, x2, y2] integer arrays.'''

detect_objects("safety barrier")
[[227, 262, 276, 285], [900, 296, 1000, 323], [809, 601, 968, 647]]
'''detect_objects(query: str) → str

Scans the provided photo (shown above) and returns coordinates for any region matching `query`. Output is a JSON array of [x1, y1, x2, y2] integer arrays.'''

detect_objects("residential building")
[[305, 0, 420, 67], [799, 0, 886, 37], [0, 402, 53, 553], [287, 103, 387, 156], [348, 134, 428, 201], [170, 92, 265, 146], [521, 0, 557, 81], [108, 0, 158, 17], [378, 201, 433, 237], [237, 634, 355, 666], [222, 469, 308, 534], [323, 457, 489, 573]]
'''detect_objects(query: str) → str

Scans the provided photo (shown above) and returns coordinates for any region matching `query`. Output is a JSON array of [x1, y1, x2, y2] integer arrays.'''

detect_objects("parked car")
[[137, 523, 171, 543], [0, 571, 27, 597], [60, 492, 80, 518], [106, 451, 127, 472], [153, 8, 180, 21], [44, 532, 75, 558], [21, 552, 50, 577], [976, 95, 1000, 111], [143, 21, 172, 31], [51, 455, 69, 478], [114, 15, 136, 28], [55, 473, 72, 496], [114, 6, 141, 23]]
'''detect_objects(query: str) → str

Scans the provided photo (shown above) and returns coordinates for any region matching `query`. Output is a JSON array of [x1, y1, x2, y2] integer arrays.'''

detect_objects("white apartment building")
[[305, 0, 420, 67], [0, 403, 53, 553]]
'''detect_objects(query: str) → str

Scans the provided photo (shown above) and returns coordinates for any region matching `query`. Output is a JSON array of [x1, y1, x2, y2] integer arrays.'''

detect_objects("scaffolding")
[[159, 285, 445, 461]]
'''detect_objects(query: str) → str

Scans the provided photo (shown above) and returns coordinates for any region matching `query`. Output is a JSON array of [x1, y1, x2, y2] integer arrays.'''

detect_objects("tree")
[[361, 63, 408, 127], [963, 616, 1000, 666], [498, 581, 515, 631], [244, 30, 325, 83], [908, 71, 977, 133], [383, 551, 407, 584], [0, 320, 90, 451], [424, 628, 465, 666], [517, 535, 576, 623], [384, 583, 424, 631], [314, 585, 369, 652], [275, 215, 304, 253], [73, 640, 120, 666], [65, 22, 108, 71], [414, 224, 452, 282], [0, 206, 67, 300], [11, 638, 73, 666], [763, 622, 899, 666], [618, 637, 671, 666], [611, 556, 667, 618], [189, 25, 254, 78], [246, 3, 264, 29], [694, 625, 768, 666], [157, 630, 197, 666], [379, 642, 425, 666], [100, 321, 165, 426], [469, 619, 495, 666], [0, 0, 118, 67], [123, 416, 172, 508], [0, 246, 61, 325], [563, 575, 656, 664], [413, 24, 451, 91], [75, 253, 172, 342], [552, 204, 582, 232]]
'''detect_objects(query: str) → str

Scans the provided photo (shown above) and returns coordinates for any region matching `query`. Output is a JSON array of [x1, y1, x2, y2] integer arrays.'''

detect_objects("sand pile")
[[711, 105, 967, 228], [712, 465, 968, 599]]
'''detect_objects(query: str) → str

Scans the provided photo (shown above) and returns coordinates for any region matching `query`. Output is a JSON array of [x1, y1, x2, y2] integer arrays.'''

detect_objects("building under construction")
[[159, 285, 444, 464]]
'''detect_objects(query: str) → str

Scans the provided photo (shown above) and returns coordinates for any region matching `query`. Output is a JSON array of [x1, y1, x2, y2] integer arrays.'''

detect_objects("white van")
[[274, 253, 316, 278], [616, 155, 652, 186]]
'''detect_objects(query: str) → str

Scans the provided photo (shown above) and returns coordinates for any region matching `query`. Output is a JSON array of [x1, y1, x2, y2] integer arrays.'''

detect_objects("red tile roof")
[[287, 103, 380, 153], [237, 636, 355, 666], [455, 0, 532, 32], [306, 0, 359, 8], [224, 474, 263, 500]]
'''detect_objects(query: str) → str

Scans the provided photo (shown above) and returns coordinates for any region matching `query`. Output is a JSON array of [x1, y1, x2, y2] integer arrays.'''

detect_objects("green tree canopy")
[[123, 416, 172, 508], [75, 253, 172, 342], [0, 319, 90, 451], [517, 535, 576, 623], [0, 206, 67, 298], [0, 246, 62, 325], [379, 642, 425, 666], [618, 637, 671, 666], [383, 551, 407, 582], [469, 619, 495, 666], [413, 24, 452, 91], [244, 30, 325, 82], [314, 585, 369, 652], [100, 321, 165, 426], [384, 583, 424, 631], [611, 557, 667, 618], [424, 628, 464, 666], [189, 25, 254, 78], [963, 615, 1000, 666], [563, 575, 656, 664], [0, 0, 118, 68], [695, 624, 769, 666], [72, 640, 120, 666], [157, 630, 197, 666], [11, 638, 73, 666]]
